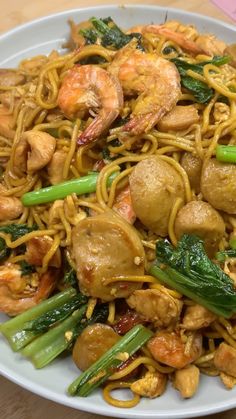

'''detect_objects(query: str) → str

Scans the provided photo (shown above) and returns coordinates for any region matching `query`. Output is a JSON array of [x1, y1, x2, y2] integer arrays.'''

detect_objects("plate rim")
[[1, 4, 236, 418]]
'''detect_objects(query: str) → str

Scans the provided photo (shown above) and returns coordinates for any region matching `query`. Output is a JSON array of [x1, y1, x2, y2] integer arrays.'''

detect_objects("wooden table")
[[0, 1, 235, 418]]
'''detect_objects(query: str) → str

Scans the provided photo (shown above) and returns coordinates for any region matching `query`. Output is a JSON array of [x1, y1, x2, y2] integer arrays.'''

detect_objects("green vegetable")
[[22, 303, 109, 368], [215, 249, 236, 262], [62, 268, 78, 288], [24, 293, 88, 333], [0, 288, 77, 351], [21, 171, 118, 206], [22, 305, 87, 368], [230, 237, 236, 249], [172, 56, 230, 103], [68, 324, 153, 397], [216, 145, 236, 163], [150, 234, 236, 318], [19, 260, 36, 276], [0, 224, 38, 262], [81, 17, 143, 51]]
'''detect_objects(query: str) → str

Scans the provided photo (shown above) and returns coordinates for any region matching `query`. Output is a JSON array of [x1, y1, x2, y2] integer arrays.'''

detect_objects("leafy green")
[[215, 249, 236, 263], [150, 234, 236, 318], [80, 17, 143, 51], [0, 224, 38, 262], [19, 260, 36, 276], [23, 293, 88, 333], [171, 56, 230, 103], [62, 268, 78, 288]]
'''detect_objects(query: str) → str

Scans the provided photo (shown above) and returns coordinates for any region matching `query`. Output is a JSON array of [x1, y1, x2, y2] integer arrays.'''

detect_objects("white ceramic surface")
[[0, 5, 236, 418]]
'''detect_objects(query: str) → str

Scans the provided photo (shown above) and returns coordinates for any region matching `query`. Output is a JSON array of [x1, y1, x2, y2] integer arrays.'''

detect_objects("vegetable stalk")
[[68, 324, 153, 397], [216, 145, 236, 163]]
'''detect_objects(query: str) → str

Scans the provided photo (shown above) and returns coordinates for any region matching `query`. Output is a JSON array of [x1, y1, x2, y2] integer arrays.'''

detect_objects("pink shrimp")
[[112, 185, 136, 224], [127, 24, 207, 56], [109, 42, 181, 135], [57, 65, 123, 146], [0, 263, 58, 316]]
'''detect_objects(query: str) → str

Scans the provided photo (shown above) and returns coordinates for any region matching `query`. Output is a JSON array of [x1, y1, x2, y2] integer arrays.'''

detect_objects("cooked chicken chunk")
[[13, 130, 56, 176], [181, 152, 202, 194], [220, 372, 236, 390], [148, 331, 202, 369], [182, 304, 216, 330], [25, 236, 61, 268], [127, 289, 182, 328], [131, 371, 167, 398], [0, 196, 23, 221], [47, 149, 67, 185], [214, 343, 236, 377], [201, 158, 236, 214], [174, 200, 225, 256], [173, 365, 200, 398], [158, 105, 199, 132], [72, 211, 145, 300], [0, 69, 25, 87], [129, 156, 185, 236], [0, 107, 15, 139]]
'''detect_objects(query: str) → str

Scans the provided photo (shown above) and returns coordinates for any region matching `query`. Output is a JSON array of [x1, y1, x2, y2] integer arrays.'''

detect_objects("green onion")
[[21, 305, 87, 368], [68, 324, 153, 397], [216, 145, 236, 163], [21, 171, 118, 206], [0, 288, 76, 351]]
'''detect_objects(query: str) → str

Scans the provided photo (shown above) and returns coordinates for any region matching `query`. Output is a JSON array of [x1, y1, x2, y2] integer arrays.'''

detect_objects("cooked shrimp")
[[0, 196, 23, 221], [0, 263, 57, 316], [25, 236, 61, 268], [195, 34, 226, 56], [13, 130, 56, 176], [109, 43, 181, 135], [147, 331, 202, 369], [126, 25, 206, 56], [57, 65, 123, 146], [112, 185, 136, 224]]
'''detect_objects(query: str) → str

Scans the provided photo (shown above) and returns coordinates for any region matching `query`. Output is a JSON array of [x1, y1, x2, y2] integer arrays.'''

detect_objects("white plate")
[[0, 5, 236, 418]]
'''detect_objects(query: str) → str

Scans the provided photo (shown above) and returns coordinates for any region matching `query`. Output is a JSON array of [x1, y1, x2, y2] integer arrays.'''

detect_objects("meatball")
[[181, 153, 202, 194], [129, 156, 185, 236], [174, 200, 225, 256], [72, 323, 120, 371], [72, 211, 145, 300], [201, 158, 236, 214]]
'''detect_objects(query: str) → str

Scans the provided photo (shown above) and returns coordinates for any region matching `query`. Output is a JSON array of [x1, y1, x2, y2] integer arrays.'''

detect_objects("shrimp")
[[57, 65, 123, 146], [112, 185, 136, 224], [0, 263, 57, 316], [126, 25, 207, 56], [108, 43, 181, 135], [147, 331, 202, 369]]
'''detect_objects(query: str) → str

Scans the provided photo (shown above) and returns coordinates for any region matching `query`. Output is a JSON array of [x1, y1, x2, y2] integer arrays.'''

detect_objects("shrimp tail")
[[122, 110, 165, 136], [77, 110, 120, 146]]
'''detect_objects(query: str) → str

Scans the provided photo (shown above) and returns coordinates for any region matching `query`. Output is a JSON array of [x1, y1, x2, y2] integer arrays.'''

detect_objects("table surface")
[[0, 1, 235, 418]]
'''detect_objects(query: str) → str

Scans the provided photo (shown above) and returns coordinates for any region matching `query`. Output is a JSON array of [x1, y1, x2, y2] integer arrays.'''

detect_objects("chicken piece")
[[195, 34, 226, 56], [182, 304, 216, 330], [174, 200, 225, 256], [72, 323, 120, 371], [129, 156, 185, 236], [131, 371, 167, 398], [25, 236, 61, 268], [47, 149, 67, 185], [72, 211, 145, 301], [220, 372, 236, 390], [0, 106, 15, 139], [213, 102, 230, 123], [201, 158, 236, 214], [0, 69, 25, 87], [173, 365, 200, 398], [127, 289, 182, 328], [180, 152, 202, 194], [157, 105, 199, 132], [214, 343, 236, 377], [148, 331, 202, 369], [224, 44, 236, 69], [13, 130, 56, 176], [0, 196, 23, 221]]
